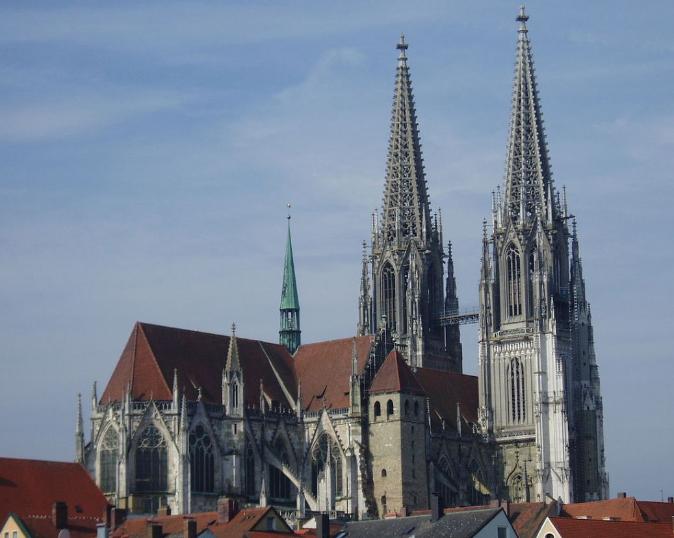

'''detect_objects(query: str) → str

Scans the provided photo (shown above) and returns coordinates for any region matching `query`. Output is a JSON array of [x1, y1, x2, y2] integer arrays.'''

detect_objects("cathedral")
[[76, 8, 608, 521]]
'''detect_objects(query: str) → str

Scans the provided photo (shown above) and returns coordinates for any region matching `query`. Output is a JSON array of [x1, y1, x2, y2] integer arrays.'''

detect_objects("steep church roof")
[[414, 367, 478, 426], [100, 322, 296, 409], [293, 335, 374, 412], [369, 349, 424, 395]]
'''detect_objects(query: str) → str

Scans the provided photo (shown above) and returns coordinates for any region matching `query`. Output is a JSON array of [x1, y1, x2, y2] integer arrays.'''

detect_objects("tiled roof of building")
[[547, 516, 672, 537], [111, 507, 293, 538], [508, 502, 559, 538], [0, 458, 109, 538], [294, 336, 374, 412], [414, 367, 478, 427], [369, 350, 424, 395], [561, 496, 674, 524], [342, 508, 502, 538], [101, 323, 297, 410]]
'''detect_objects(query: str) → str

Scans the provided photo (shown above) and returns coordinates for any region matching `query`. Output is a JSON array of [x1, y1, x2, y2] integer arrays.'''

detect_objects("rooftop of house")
[[0, 457, 109, 538]]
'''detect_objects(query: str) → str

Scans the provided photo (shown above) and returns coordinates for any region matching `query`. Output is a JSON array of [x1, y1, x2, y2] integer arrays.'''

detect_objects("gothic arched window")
[[245, 448, 256, 496], [382, 263, 396, 331], [386, 399, 394, 417], [404, 400, 410, 416], [506, 244, 522, 317], [135, 425, 167, 492], [414, 400, 419, 416], [232, 383, 239, 409], [99, 427, 118, 494], [510, 474, 525, 503], [270, 439, 292, 500], [374, 401, 381, 418], [311, 435, 342, 499], [468, 460, 488, 505], [189, 425, 214, 493], [509, 358, 526, 424]]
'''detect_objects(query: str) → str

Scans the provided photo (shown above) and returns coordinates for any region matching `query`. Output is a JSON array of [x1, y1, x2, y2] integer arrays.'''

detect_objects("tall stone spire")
[[379, 34, 432, 246], [226, 322, 241, 372], [503, 5, 555, 226], [368, 35, 462, 372], [444, 240, 459, 313], [75, 393, 84, 463], [280, 210, 301, 354], [357, 241, 372, 336]]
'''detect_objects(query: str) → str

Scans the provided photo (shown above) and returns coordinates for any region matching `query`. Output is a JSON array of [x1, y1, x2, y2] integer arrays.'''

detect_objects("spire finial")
[[517, 5, 529, 24], [287, 202, 292, 221], [231, 322, 236, 336], [397, 33, 408, 61]]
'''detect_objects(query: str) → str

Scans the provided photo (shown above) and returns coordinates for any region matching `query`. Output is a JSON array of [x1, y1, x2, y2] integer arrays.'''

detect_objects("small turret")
[[223, 323, 243, 417], [279, 209, 301, 354], [357, 241, 372, 336]]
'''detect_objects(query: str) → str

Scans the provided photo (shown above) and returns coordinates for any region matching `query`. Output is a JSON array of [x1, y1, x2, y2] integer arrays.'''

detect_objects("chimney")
[[147, 523, 162, 538], [430, 493, 441, 522], [97, 523, 110, 538], [217, 498, 239, 523], [110, 508, 128, 531], [617, 492, 627, 499], [183, 519, 196, 538], [157, 506, 171, 517], [52, 501, 68, 530], [316, 513, 329, 538], [668, 497, 673, 504]]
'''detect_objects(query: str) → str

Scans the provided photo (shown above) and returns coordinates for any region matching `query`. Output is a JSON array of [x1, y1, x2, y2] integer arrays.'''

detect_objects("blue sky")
[[1, 1, 673, 500]]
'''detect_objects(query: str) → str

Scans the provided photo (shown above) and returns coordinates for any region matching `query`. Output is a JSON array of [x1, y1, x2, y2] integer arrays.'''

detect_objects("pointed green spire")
[[280, 209, 301, 354], [280, 218, 300, 310]]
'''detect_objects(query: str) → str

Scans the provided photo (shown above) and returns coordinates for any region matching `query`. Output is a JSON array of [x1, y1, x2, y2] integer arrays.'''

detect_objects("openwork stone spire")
[[504, 6, 554, 226], [380, 34, 431, 245]]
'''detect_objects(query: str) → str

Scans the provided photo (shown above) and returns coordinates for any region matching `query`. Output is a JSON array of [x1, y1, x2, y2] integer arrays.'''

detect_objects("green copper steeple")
[[280, 213, 301, 354]]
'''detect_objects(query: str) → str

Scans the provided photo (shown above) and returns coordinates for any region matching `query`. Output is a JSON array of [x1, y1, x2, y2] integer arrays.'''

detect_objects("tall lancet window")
[[506, 244, 522, 317], [100, 427, 118, 494], [231, 383, 239, 409], [509, 358, 526, 423], [189, 425, 215, 493], [382, 263, 397, 331], [135, 425, 168, 492]]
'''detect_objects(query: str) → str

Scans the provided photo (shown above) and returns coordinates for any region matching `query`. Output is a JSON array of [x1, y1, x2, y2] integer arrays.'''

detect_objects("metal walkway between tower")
[[434, 308, 479, 326]]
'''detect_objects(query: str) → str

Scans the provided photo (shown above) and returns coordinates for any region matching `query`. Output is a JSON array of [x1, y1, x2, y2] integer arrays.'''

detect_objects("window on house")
[[382, 263, 397, 331], [381, 469, 387, 478], [135, 425, 168, 492], [270, 439, 292, 500], [374, 401, 381, 418], [509, 358, 526, 424], [497, 527, 507, 538], [506, 244, 522, 317], [189, 424, 215, 493], [386, 399, 394, 417], [100, 427, 118, 494]]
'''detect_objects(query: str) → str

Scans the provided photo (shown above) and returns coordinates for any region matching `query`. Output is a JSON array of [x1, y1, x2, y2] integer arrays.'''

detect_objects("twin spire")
[[379, 33, 432, 245], [503, 5, 555, 227]]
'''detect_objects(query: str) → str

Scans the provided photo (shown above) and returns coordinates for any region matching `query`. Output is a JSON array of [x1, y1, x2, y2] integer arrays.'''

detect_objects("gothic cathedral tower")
[[359, 36, 462, 372], [478, 8, 607, 503]]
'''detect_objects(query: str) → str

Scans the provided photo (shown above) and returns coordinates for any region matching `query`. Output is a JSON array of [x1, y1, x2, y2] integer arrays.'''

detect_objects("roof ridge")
[[298, 335, 374, 348]]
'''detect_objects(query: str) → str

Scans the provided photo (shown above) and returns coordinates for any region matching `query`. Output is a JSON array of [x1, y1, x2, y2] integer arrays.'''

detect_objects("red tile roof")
[[369, 350, 424, 395], [508, 502, 559, 538], [294, 336, 374, 412], [111, 507, 295, 538], [561, 497, 674, 524], [0, 458, 109, 538], [413, 367, 478, 427], [101, 323, 297, 410], [548, 516, 672, 537]]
